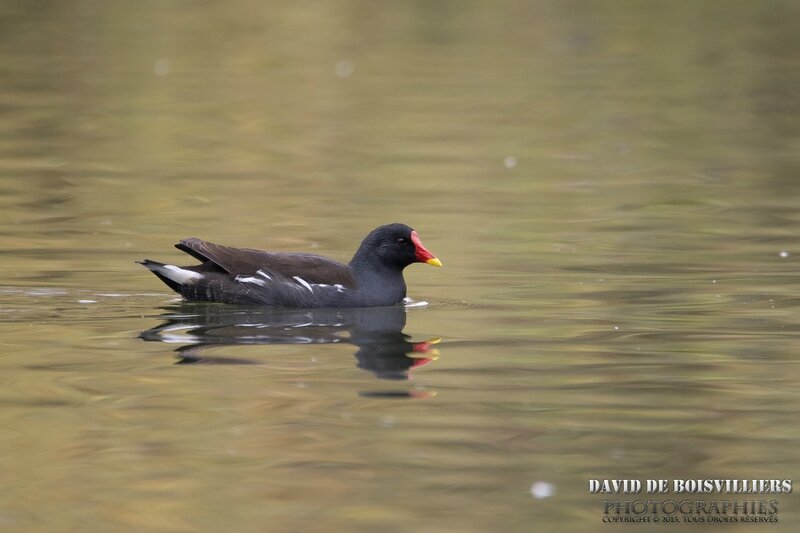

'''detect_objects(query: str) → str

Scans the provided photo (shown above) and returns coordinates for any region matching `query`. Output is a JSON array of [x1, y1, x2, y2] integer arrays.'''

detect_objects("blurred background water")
[[1, 1, 799, 531]]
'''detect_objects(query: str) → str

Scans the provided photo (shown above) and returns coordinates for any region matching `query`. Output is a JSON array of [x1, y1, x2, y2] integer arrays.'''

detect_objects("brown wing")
[[176, 238, 357, 288]]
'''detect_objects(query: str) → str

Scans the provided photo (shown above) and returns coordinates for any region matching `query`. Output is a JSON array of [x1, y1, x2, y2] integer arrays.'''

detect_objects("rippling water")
[[1, 1, 799, 531]]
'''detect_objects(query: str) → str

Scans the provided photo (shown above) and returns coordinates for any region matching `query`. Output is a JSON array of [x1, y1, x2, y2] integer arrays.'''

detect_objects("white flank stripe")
[[163, 264, 202, 284], [293, 276, 314, 293], [257, 269, 272, 280], [236, 276, 267, 287]]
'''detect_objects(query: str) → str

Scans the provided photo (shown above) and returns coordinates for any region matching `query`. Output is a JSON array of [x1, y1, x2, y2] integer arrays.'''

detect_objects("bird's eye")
[[397, 237, 406, 243]]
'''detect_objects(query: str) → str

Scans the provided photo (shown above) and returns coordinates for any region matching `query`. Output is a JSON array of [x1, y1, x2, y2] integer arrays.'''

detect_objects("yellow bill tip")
[[425, 257, 443, 267], [411, 349, 440, 360]]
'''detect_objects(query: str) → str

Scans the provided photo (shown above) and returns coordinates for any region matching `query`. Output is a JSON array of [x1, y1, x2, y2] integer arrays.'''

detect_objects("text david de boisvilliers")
[[590, 479, 792, 522]]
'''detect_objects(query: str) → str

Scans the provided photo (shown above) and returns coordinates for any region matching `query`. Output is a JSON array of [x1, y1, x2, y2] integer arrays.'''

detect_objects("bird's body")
[[138, 223, 441, 308]]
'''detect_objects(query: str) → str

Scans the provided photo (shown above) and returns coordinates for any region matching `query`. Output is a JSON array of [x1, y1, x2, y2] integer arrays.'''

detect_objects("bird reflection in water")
[[139, 303, 439, 389]]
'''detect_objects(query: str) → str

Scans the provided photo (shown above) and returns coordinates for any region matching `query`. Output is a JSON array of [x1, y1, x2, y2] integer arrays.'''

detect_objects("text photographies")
[[588, 478, 792, 524]]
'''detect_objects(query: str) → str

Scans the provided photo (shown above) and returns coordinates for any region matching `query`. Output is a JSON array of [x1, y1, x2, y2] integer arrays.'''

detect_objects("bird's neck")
[[349, 256, 407, 306]]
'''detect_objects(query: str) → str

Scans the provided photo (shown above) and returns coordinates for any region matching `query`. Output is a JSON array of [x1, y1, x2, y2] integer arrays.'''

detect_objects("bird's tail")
[[136, 259, 201, 293]]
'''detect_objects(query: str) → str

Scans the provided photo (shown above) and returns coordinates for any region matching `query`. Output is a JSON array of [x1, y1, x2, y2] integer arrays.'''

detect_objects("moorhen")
[[138, 223, 442, 307]]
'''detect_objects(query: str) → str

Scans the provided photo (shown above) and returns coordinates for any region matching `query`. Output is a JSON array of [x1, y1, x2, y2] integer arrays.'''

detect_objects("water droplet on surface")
[[779, 250, 789, 258], [530, 481, 555, 499], [504, 155, 517, 169], [154, 58, 171, 77], [335, 59, 354, 78]]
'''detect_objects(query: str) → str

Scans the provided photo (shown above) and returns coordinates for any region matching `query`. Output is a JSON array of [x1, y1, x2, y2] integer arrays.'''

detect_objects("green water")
[[1, 1, 799, 531]]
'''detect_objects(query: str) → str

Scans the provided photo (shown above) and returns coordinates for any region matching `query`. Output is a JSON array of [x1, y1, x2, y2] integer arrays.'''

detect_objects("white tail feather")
[[161, 264, 202, 284]]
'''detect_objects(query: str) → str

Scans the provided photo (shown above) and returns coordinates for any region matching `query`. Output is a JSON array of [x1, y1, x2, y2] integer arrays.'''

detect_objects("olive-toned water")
[[1, 1, 799, 531]]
